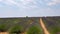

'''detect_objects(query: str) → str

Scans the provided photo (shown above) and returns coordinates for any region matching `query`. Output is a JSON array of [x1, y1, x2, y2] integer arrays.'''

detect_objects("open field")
[[42, 17, 60, 34], [0, 17, 60, 34], [0, 17, 43, 34]]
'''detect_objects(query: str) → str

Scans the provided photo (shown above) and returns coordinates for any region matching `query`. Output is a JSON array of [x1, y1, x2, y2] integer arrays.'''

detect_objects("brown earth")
[[0, 32, 9, 34], [40, 18, 50, 34]]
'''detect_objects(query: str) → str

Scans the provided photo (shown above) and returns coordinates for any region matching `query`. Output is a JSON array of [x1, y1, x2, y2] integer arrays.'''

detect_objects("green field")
[[0, 17, 43, 34], [0, 17, 60, 34], [42, 17, 60, 34]]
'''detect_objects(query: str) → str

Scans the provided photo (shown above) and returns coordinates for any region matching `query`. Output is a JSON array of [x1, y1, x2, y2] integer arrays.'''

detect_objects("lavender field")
[[0, 17, 60, 34]]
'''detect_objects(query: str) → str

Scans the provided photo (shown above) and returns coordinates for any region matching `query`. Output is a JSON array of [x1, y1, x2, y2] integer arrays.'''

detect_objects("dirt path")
[[40, 18, 50, 34], [0, 32, 9, 34]]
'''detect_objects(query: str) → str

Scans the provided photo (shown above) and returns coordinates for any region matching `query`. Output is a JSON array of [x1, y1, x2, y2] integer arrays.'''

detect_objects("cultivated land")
[[0, 17, 60, 34], [42, 17, 60, 34]]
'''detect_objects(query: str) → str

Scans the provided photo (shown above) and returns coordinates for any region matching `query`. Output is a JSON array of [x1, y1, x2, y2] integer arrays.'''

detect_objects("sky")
[[0, 0, 60, 17]]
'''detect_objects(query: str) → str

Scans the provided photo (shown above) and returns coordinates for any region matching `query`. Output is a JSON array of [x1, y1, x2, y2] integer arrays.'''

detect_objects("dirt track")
[[40, 18, 50, 34], [0, 32, 9, 34]]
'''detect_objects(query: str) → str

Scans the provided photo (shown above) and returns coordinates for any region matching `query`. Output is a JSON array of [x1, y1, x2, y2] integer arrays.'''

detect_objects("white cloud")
[[0, 0, 60, 17], [20, 0, 33, 5], [1, 0, 39, 9], [0, 0, 3, 2], [44, 0, 49, 2], [47, 0, 60, 6], [3, 0, 19, 6]]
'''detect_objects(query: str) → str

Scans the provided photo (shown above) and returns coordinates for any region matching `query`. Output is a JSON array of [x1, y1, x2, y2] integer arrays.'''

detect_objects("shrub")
[[9, 25, 23, 34], [51, 27, 60, 34], [0, 24, 7, 32], [27, 26, 42, 34]]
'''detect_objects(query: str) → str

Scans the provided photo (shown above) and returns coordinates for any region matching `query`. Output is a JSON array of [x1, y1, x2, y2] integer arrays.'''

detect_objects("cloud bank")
[[47, 0, 60, 6], [0, 0, 60, 17]]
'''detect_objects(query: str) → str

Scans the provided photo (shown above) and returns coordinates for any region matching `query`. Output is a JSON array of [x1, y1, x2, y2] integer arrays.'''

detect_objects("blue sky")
[[0, 0, 60, 17]]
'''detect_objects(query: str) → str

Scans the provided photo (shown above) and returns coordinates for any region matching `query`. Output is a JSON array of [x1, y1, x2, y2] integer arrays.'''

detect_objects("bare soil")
[[40, 18, 50, 34], [0, 32, 9, 34]]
